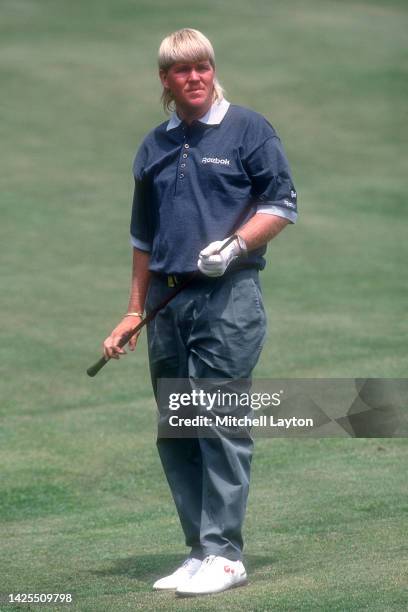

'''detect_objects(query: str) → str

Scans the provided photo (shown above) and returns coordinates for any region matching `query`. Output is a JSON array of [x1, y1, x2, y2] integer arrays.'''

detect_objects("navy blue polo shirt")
[[130, 100, 297, 275]]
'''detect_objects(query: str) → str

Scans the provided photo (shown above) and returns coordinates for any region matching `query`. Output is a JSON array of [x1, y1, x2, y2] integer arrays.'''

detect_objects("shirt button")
[[180, 163, 186, 168], [179, 173, 184, 179], [182, 153, 188, 159], [184, 143, 190, 149]]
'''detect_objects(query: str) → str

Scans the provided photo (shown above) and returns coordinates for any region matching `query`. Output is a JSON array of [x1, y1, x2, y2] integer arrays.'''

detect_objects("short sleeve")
[[246, 136, 298, 223], [130, 145, 151, 251]]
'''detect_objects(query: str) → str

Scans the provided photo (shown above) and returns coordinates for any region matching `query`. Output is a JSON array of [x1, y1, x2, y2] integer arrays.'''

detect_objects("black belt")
[[152, 264, 259, 288], [151, 272, 196, 287]]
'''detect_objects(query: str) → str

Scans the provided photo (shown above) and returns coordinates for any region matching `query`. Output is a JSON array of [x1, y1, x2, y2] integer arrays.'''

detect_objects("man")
[[103, 28, 297, 597]]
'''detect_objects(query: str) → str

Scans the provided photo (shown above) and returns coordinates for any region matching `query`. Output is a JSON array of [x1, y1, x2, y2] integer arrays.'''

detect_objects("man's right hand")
[[103, 316, 142, 360]]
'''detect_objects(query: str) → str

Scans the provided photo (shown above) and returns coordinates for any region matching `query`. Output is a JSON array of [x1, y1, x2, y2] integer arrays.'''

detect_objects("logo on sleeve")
[[202, 156, 230, 166]]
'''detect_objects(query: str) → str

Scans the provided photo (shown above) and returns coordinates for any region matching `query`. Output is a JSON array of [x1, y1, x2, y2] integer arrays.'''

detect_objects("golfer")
[[103, 28, 297, 597]]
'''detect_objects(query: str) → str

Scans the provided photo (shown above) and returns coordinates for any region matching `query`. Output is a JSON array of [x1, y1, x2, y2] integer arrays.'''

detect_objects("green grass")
[[1, 0, 407, 610]]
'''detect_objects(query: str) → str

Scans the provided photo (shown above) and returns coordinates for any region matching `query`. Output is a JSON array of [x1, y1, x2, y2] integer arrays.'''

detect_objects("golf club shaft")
[[86, 234, 238, 377]]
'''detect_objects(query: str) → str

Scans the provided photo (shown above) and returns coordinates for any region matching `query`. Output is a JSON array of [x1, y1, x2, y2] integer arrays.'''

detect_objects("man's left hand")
[[197, 237, 242, 277]]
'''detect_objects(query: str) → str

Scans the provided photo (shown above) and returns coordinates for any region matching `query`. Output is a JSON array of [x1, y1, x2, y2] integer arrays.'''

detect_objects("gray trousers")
[[145, 268, 267, 561]]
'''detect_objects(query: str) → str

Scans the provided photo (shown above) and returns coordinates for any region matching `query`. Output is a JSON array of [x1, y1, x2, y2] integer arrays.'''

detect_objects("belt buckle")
[[167, 275, 176, 287]]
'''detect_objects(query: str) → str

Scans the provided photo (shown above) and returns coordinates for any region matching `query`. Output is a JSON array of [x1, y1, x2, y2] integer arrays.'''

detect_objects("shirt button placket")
[[179, 142, 189, 183]]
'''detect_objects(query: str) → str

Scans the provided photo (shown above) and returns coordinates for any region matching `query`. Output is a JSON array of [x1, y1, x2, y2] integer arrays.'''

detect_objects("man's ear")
[[159, 69, 169, 89]]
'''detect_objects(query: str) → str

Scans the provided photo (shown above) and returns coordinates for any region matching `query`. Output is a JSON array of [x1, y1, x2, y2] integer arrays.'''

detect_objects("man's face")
[[160, 59, 215, 114]]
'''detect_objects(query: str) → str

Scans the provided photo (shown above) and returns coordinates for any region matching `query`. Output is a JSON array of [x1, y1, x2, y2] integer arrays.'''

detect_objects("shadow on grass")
[[91, 552, 278, 583]]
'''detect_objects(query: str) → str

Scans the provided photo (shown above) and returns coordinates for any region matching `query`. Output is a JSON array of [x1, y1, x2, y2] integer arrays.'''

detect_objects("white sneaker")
[[176, 554, 247, 596], [153, 557, 202, 591]]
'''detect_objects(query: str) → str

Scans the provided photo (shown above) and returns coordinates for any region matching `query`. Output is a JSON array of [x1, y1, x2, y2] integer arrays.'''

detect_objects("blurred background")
[[1, 1, 407, 610]]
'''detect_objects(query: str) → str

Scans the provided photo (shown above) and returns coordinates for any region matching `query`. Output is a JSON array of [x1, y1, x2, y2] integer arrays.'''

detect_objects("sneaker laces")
[[195, 554, 217, 574], [203, 555, 217, 565], [180, 557, 200, 570]]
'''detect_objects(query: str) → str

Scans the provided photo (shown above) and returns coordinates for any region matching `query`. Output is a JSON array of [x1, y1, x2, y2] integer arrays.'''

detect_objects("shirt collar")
[[166, 98, 230, 131]]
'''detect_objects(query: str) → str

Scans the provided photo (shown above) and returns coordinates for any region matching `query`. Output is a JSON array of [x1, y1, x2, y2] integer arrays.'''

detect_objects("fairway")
[[1, 0, 407, 610]]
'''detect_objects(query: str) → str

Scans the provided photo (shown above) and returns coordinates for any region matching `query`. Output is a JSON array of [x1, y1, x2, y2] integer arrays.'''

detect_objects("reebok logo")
[[202, 156, 230, 166]]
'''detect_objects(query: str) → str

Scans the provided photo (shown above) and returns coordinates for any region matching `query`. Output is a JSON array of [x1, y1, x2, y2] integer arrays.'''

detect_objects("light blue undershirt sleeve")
[[256, 204, 297, 224], [130, 234, 151, 252]]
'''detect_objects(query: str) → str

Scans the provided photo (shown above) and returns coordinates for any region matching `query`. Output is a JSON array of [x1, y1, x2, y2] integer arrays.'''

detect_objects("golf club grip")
[[86, 235, 239, 377], [86, 355, 108, 377]]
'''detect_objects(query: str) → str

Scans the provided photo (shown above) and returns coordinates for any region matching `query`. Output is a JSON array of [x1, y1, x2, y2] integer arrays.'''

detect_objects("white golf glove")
[[198, 236, 246, 277]]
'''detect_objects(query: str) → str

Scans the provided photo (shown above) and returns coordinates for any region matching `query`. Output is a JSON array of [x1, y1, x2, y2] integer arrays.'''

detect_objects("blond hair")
[[158, 28, 225, 113]]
